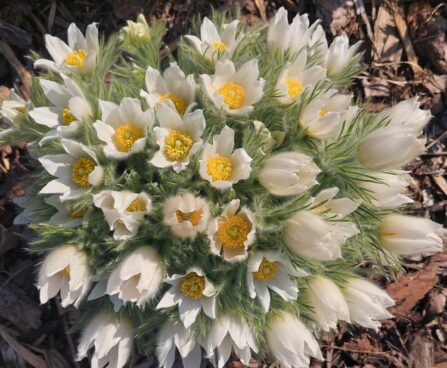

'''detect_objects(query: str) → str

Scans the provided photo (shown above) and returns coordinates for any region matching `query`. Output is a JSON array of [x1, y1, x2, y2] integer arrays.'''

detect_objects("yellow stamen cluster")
[[207, 156, 233, 182], [17, 106, 26, 113], [217, 82, 245, 109], [217, 213, 252, 250], [60, 265, 71, 278], [64, 49, 87, 67], [67, 205, 88, 218], [126, 198, 147, 212], [114, 124, 144, 152], [319, 108, 327, 117], [253, 257, 278, 282], [164, 129, 193, 161], [62, 108, 77, 126], [180, 272, 205, 299], [286, 80, 303, 98], [159, 93, 187, 115], [212, 41, 227, 51], [176, 209, 204, 226], [71, 156, 96, 188]]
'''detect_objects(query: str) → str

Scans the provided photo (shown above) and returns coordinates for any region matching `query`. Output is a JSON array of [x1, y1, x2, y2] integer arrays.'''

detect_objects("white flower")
[[357, 125, 425, 170], [266, 311, 323, 368], [39, 139, 103, 201], [299, 89, 352, 140], [106, 246, 164, 307], [29, 77, 92, 145], [306, 276, 350, 331], [327, 32, 361, 77], [162, 193, 210, 238], [201, 59, 264, 115], [309, 187, 360, 217], [45, 195, 89, 228], [77, 312, 132, 368], [93, 190, 152, 240], [35, 22, 99, 75], [122, 14, 150, 43], [185, 17, 241, 61], [275, 50, 326, 105], [284, 210, 359, 261], [199, 126, 252, 190], [0, 90, 27, 123], [246, 251, 306, 312], [208, 199, 256, 263], [150, 104, 205, 172], [378, 214, 446, 257], [258, 151, 320, 196], [157, 320, 203, 368], [141, 63, 196, 115], [359, 171, 413, 208], [156, 267, 216, 327], [37, 245, 91, 307], [205, 314, 258, 368], [308, 24, 328, 64], [94, 97, 154, 159], [344, 278, 395, 331]]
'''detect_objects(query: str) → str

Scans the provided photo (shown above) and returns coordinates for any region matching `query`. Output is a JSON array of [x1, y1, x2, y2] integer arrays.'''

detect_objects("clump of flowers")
[[1, 9, 445, 368]]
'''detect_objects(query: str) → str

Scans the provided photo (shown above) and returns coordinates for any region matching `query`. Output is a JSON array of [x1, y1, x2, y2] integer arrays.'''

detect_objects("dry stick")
[[0, 41, 31, 99], [354, 0, 378, 57], [321, 344, 391, 355]]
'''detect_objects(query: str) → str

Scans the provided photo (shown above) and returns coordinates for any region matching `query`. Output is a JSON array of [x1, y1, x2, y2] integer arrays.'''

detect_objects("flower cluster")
[[1, 8, 445, 368]]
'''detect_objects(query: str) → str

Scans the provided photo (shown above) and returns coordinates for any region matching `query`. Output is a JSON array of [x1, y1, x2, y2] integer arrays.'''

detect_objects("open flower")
[[141, 63, 196, 115], [309, 187, 360, 218], [93, 190, 152, 240], [162, 193, 210, 238], [199, 126, 252, 190], [29, 77, 92, 144], [185, 17, 241, 60], [37, 245, 91, 307], [258, 151, 320, 196], [45, 195, 89, 228], [35, 22, 99, 74], [106, 246, 164, 307], [246, 251, 306, 312], [150, 104, 205, 172], [156, 267, 216, 327], [39, 139, 103, 201], [326, 33, 362, 77], [205, 314, 258, 368], [275, 50, 326, 105], [201, 59, 264, 115], [77, 312, 132, 368], [208, 199, 256, 263], [94, 98, 153, 159], [121, 13, 150, 43]]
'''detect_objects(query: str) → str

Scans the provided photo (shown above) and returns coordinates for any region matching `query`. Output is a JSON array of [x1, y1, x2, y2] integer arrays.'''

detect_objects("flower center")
[[207, 156, 233, 182], [17, 106, 26, 113], [67, 205, 88, 218], [286, 79, 303, 98], [159, 93, 187, 115], [319, 108, 327, 117], [253, 257, 278, 282], [114, 124, 144, 152], [180, 272, 205, 299], [60, 265, 70, 278], [212, 41, 227, 51], [62, 107, 77, 126], [176, 209, 204, 226], [217, 213, 252, 250], [71, 156, 96, 188], [164, 129, 193, 161], [126, 198, 146, 212], [217, 82, 245, 109], [64, 49, 88, 67]]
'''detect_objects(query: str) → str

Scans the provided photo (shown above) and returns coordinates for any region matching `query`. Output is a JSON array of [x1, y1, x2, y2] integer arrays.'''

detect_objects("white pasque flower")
[[29, 77, 92, 144], [121, 13, 150, 43], [246, 251, 306, 312], [39, 139, 103, 201], [157, 320, 203, 368], [258, 151, 320, 196], [93, 190, 152, 240], [185, 17, 241, 61], [77, 312, 132, 368], [141, 63, 196, 115], [37, 245, 91, 307], [378, 214, 446, 257], [208, 199, 256, 263], [344, 278, 395, 331], [94, 97, 154, 159], [357, 125, 425, 171], [0, 90, 27, 123], [199, 126, 252, 190], [306, 276, 350, 331], [275, 49, 326, 105], [284, 210, 359, 261], [308, 24, 328, 64], [156, 267, 216, 327], [35, 22, 99, 74], [45, 195, 89, 228], [150, 104, 205, 172], [299, 89, 352, 140], [309, 187, 360, 218], [201, 59, 264, 115], [326, 32, 362, 77], [205, 314, 258, 368], [162, 193, 210, 238], [266, 311, 323, 368]]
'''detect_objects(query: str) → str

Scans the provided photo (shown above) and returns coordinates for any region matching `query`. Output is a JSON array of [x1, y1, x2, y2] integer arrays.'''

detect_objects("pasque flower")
[[121, 13, 150, 43], [326, 33, 361, 77]]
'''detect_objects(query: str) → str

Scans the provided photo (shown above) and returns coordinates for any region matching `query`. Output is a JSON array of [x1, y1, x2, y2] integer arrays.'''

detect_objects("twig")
[[321, 344, 391, 355]]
